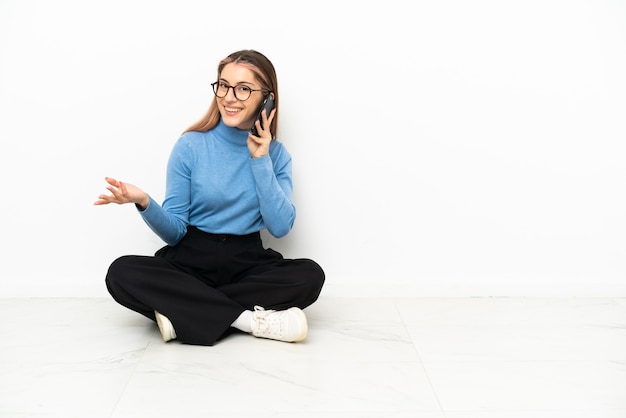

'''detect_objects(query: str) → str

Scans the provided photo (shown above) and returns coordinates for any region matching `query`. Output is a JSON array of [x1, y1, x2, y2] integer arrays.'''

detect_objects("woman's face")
[[216, 63, 266, 131]]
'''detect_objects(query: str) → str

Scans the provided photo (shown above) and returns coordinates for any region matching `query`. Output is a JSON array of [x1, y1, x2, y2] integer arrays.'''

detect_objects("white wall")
[[1, 0, 625, 297]]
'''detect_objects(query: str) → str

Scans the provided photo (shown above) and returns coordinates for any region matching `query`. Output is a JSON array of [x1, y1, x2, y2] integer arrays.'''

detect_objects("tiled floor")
[[1, 296, 625, 417]]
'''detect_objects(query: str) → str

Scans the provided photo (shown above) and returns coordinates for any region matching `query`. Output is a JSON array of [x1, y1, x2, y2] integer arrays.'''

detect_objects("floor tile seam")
[[266, 408, 446, 415], [417, 358, 626, 364], [3, 296, 626, 301], [107, 338, 152, 417], [417, 358, 626, 366], [442, 406, 626, 413], [0, 297, 111, 301], [392, 299, 447, 417]]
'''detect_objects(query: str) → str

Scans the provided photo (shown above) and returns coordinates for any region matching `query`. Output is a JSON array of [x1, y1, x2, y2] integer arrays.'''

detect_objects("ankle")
[[230, 310, 253, 333]]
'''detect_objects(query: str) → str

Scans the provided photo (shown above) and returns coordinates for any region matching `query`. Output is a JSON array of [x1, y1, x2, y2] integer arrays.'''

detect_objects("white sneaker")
[[155, 310, 177, 342], [251, 306, 308, 342]]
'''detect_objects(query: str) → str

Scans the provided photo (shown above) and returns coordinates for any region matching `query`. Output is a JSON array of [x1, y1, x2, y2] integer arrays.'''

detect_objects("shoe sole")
[[155, 310, 175, 342], [289, 307, 308, 342]]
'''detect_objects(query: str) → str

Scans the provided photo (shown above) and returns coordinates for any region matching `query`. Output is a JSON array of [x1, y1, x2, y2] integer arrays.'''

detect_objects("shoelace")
[[252, 306, 281, 335]]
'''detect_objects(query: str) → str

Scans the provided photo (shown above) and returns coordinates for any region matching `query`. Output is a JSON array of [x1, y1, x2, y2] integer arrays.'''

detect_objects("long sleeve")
[[250, 151, 295, 238], [136, 120, 296, 245]]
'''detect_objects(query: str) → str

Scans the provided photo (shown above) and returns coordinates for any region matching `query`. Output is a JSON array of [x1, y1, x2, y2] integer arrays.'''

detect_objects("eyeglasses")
[[211, 81, 269, 101]]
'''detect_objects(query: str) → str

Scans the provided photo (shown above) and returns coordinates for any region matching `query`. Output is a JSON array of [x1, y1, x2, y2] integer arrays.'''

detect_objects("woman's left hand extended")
[[247, 108, 276, 158]]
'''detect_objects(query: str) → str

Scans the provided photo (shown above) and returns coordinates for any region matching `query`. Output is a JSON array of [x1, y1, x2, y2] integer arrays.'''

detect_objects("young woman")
[[94, 50, 325, 346]]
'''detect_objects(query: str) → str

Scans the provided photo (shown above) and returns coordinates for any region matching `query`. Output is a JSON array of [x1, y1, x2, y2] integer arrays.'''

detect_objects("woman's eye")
[[237, 86, 252, 93]]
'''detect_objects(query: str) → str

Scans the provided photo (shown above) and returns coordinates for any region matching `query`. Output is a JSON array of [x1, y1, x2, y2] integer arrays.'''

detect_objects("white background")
[[1, 0, 624, 297]]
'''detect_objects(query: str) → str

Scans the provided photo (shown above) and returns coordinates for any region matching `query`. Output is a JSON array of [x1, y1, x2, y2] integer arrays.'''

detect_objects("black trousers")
[[105, 226, 325, 345]]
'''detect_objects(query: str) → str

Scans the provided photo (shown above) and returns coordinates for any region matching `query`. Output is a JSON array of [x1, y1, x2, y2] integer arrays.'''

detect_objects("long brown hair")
[[183, 50, 279, 136]]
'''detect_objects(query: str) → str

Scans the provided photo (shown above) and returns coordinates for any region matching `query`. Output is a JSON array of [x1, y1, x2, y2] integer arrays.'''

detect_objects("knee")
[[106, 255, 131, 278], [309, 259, 325, 285], [301, 258, 325, 294], [105, 255, 135, 291]]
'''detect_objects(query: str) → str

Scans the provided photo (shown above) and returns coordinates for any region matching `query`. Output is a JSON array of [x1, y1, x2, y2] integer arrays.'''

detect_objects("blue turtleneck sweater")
[[138, 120, 295, 246]]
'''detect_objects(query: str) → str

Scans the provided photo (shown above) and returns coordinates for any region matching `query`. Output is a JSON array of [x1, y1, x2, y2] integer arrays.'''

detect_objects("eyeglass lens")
[[213, 83, 253, 100]]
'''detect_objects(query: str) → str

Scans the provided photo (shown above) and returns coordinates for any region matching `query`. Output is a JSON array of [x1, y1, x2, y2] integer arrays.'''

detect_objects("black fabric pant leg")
[[105, 226, 325, 346], [218, 257, 325, 311], [105, 255, 245, 346]]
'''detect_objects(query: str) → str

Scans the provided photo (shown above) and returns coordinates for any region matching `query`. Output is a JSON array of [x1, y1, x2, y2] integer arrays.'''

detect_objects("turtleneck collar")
[[213, 119, 250, 147]]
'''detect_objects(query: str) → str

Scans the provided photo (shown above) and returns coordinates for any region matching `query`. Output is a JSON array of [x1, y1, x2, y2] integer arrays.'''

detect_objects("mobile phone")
[[251, 93, 275, 136]]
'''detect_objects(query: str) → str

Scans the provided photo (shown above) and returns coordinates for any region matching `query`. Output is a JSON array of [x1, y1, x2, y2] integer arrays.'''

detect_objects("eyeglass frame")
[[210, 81, 271, 101]]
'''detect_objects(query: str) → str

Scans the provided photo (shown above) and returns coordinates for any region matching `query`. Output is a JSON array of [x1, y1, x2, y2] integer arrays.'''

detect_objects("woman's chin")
[[222, 115, 253, 131]]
